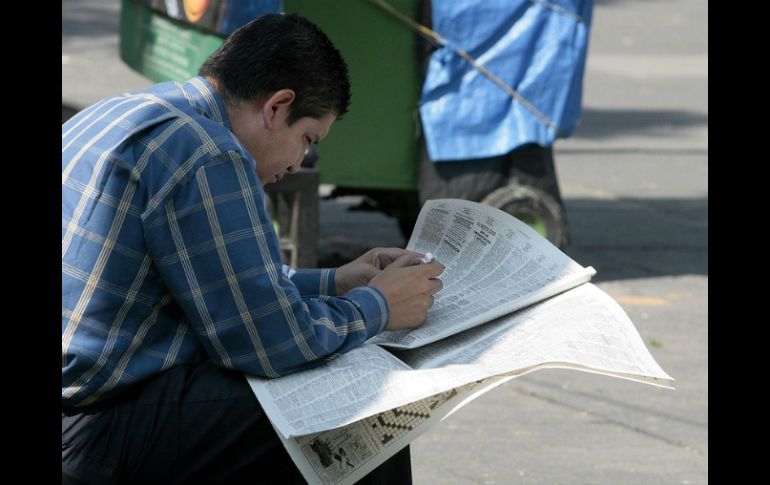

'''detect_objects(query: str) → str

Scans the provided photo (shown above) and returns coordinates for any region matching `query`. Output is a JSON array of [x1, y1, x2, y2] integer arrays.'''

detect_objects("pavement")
[[63, 0, 708, 483]]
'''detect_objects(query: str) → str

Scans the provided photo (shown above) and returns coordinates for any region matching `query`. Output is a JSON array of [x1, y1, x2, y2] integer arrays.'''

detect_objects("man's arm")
[[282, 267, 336, 297], [143, 154, 391, 377], [287, 247, 445, 329], [285, 247, 420, 298]]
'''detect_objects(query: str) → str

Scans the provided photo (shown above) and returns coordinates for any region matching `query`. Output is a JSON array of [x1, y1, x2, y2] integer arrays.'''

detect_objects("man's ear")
[[261, 89, 296, 128]]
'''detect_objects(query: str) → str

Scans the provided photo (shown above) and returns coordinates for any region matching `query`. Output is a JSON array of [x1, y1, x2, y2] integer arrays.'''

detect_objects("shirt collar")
[[180, 76, 232, 131]]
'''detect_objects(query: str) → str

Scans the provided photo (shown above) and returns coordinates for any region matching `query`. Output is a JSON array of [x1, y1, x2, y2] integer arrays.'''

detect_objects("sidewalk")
[[62, 0, 151, 111]]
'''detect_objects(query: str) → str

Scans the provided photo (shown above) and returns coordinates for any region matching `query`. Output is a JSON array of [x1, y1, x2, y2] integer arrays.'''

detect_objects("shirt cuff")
[[286, 268, 336, 296], [342, 286, 390, 336]]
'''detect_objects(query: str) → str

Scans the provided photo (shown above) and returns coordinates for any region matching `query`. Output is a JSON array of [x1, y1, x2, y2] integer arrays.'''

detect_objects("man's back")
[[62, 78, 248, 407]]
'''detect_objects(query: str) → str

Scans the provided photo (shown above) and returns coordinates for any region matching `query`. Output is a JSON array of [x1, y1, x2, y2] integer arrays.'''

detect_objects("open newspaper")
[[246, 199, 674, 485]]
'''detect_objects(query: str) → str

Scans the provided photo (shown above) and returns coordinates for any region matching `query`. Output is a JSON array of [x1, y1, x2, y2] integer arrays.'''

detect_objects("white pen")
[[420, 252, 435, 264]]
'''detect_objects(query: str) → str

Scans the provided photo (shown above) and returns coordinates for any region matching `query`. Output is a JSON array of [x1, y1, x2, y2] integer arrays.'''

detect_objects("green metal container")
[[120, 1, 223, 83], [284, 0, 421, 191], [120, 0, 421, 191]]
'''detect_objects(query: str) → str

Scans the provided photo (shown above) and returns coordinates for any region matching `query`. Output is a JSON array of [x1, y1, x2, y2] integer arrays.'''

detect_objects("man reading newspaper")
[[61, 13, 443, 484]]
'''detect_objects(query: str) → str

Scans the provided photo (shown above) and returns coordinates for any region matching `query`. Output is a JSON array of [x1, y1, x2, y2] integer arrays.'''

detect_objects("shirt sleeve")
[[282, 267, 337, 297], [143, 152, 388, 377]]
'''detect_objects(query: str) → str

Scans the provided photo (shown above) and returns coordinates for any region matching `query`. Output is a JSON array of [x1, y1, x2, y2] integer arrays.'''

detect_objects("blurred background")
[[63, 0, 707, 483]]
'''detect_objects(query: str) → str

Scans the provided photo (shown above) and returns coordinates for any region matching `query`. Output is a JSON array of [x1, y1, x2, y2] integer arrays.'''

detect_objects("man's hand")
[[335, 247, 417, 295], [368, 253, 444, 331]]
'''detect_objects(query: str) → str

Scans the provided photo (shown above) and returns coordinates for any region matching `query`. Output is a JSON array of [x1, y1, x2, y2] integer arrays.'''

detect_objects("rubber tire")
[[481, 184, 568, 248]]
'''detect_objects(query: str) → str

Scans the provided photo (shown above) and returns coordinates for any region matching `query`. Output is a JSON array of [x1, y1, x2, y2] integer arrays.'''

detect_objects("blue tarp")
[[420, 0, 593, 162], [144, 0, 282, 35], [217, 1, 283, 34]]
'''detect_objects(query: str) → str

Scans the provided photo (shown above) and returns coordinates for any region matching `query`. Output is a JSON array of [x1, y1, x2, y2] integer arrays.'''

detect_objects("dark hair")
[[199, 13, 351, 124]]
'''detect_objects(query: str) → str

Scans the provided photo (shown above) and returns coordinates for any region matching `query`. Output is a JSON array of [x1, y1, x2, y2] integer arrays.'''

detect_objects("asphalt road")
[[63, 1, 708, 483]]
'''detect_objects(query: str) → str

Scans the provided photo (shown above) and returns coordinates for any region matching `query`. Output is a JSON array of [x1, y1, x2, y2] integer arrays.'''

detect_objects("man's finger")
[[374, 248, 420, 268], [385, 252, 424, 269], [426, 276, 443, 295], [417, 261, 445, 278]]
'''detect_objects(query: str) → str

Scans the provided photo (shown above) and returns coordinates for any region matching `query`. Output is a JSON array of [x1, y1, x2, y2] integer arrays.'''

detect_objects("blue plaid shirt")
[[62, 77, 389, 408]]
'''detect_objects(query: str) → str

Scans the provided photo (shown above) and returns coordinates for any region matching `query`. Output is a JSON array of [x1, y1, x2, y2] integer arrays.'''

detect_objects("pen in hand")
[[420, 252, 436, 264]]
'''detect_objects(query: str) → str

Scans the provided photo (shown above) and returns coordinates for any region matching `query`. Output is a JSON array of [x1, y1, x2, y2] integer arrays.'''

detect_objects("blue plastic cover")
[[143, 0, 282, 35], [217, 0, 283, 34], [420, 0, 593, 161]]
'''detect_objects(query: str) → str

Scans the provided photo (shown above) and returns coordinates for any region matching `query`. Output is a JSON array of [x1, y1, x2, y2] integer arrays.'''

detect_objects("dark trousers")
[[62, 362, 412, 484]]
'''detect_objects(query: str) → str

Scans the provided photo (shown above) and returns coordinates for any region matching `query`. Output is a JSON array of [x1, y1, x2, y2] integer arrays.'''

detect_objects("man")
[[62, 13, 443, 483]]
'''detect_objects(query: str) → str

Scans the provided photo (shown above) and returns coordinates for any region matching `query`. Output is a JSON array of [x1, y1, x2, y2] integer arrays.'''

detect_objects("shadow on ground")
[[62, 104, 80, 123], [572, 108, 708, 141], [562, 197, 707, 281]]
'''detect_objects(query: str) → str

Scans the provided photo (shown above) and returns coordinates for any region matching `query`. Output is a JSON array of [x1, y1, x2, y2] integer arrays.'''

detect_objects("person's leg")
[[356, 445, 412, 485], [62, 362, 412, 484]]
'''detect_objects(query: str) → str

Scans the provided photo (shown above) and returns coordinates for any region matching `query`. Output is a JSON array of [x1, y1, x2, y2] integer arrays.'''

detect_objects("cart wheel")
[[481, 184, 568, 248]]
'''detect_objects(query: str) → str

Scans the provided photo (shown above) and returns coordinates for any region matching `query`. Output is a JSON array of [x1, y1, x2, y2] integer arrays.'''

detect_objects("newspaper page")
[[248, 343, 488, 438], [393, 283, 674, 388], [247, 283, 674, 440], [368, 199, 596, 349], [275, 376, 514, 485]]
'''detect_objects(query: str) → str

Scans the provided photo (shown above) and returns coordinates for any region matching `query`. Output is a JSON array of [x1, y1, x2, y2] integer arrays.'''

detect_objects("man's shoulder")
[[103, 82, 239, 154], [142, 80, 240, 151], [63, 80, 250, 194]]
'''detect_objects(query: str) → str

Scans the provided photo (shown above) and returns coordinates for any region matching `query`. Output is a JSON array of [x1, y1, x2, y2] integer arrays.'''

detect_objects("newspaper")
[[245, 199, 674, 484], [273, 376, 514, 485], [369, 199, 596, 349], [248, 283, 673, 438]]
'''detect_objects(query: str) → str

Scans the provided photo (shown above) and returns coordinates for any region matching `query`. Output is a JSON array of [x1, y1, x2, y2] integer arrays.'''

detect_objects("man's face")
[[234, 106, 336, 185], [261, 112, 335, 184]]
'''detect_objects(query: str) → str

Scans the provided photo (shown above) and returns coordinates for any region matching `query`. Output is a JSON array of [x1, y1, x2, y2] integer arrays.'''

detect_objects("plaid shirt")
[[62, 77, 388, 408]]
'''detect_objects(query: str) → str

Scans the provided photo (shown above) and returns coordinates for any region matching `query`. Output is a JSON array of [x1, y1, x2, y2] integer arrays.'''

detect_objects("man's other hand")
[[335, 247, 417, 295]]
